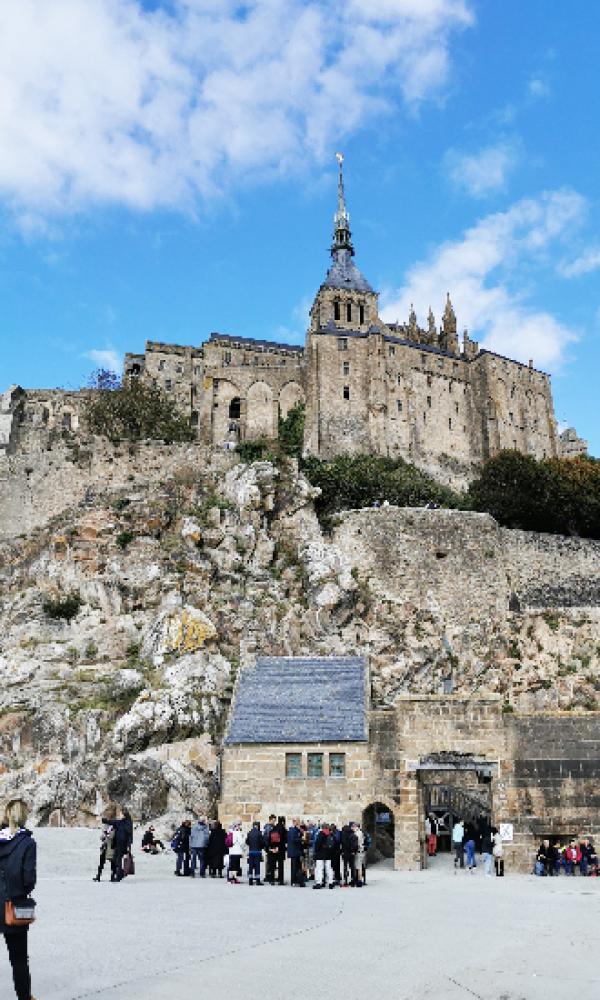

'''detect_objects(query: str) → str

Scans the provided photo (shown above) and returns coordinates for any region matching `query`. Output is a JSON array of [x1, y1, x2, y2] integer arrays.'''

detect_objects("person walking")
[[206, 821, 227, 878], [481, 827, 493, 876], [227, 823, 244, 884], [93, 804, 116, 881], [287, 819, 305, 886], [492, 827, 504, 876], [246, 822, 265, 885], [0, 799, 37, 1000], [465, 836, 477, 871], [452, 819, 465, 870], [313, 823, 336, 889], [190, 818, 210, 878]]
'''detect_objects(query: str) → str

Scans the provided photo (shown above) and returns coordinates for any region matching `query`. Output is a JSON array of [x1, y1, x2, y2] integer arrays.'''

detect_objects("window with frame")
[[285, 753, 302, 778], [397, 400, 403, 412], [334, 300, 341, 321], [329, 753, 346, 777], [359, 304, 365, 324], [337, 337, 348, 351], [158, 359, 165, 371], [165, 379, 172, 391], [346, 302, 352, 322], [427, 396, 432, 408], [342, 361, 350, 376], [388, 345, 395, 357], [343, 386, 350, 400], [307, 753, 324, 777]]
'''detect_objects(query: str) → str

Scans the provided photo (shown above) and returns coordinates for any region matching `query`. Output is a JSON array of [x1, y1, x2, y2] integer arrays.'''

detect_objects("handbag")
[[122, 853, 135, 877], [5, 897, 36, 927]]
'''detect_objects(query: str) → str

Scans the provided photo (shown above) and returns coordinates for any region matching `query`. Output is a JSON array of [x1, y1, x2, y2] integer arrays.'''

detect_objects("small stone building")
[[220, 656, 600, 872], [219, 656, 383, 830]]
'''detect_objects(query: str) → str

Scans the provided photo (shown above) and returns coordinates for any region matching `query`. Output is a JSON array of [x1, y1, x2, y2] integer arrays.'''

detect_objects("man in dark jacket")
[[313, 823, 336, 889], [0, 800, 37, 1000], [340, 822, 353, 885], [287, 819, 305, 886], [330, 823, 342, 883], [175, 820, 192, 876], [267, 816, 287, 885], [246, 822, 265, 885], [263, 815, 277, 884]]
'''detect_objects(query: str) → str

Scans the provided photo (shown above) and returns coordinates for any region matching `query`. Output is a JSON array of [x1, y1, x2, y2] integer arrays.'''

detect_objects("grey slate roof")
[[225, 656, 367, 744], [322, 249, 374, 294]]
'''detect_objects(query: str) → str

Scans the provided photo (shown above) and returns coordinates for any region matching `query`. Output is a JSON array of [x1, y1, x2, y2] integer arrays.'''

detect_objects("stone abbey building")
[[0, 157, 586, 483]]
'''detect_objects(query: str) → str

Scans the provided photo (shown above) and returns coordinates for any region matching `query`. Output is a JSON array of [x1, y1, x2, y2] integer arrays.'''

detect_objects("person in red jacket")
[[564, 839, 581, 875]]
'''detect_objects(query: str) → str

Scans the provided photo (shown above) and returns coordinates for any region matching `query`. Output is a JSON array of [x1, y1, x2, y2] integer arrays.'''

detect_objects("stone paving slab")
[[0, 830, 597, 1000]]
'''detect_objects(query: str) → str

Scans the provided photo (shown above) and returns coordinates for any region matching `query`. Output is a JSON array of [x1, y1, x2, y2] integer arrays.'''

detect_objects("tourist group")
[[141, 815, 370, 888]]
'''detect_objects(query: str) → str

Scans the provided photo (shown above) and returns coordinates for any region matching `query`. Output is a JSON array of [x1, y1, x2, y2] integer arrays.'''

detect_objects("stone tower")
[[304, 153, 383, 457]]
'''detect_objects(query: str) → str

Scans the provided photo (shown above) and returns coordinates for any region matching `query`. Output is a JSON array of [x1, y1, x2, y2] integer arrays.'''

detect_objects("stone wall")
[[219, 741, 380, 828], [502, 529, 600, 608]]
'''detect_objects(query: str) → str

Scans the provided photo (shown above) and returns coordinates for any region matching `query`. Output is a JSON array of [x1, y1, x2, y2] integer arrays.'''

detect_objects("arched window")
[[229, 397, 241, 419]]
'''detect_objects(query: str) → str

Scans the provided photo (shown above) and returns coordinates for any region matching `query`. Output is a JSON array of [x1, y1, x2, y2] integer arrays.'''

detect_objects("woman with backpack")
[[206, 820, 227, 878], [0, 798, 37, 1000]]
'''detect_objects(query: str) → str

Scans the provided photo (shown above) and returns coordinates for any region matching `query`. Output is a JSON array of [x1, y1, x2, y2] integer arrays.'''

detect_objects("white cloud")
[[558, 248, 600, 279], [0, 0, 473, 227], [381, 189, 586, 371], [446, 140, 518, 198], [85, 348, 122, 373], [528, 77, 551, 99]]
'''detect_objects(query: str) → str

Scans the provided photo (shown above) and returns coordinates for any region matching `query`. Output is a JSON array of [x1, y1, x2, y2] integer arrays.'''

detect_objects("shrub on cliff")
[[301, 453, 464, 523], [469, 451, 600, 538], [236, 403, 305, 464], [85, 369, 195, 444]]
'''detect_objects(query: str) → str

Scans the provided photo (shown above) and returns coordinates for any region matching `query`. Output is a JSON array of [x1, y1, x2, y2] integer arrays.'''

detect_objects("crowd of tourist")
[[147, 815, 372, 888], [534, 837, 598, 876]]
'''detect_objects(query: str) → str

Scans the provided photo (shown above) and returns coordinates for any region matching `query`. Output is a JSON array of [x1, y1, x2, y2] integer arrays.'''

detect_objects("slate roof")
[[322, 249, 374, 294], [225, 656, 368, 744]]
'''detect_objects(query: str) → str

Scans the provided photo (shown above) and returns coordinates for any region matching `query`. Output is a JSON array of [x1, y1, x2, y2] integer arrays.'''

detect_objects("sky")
[[1, 0, 599, 455]]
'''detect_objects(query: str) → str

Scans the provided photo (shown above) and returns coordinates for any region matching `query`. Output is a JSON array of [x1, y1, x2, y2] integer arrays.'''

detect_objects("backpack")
[[171, 830, 182, 851], [225, 831, 233, 849], [269, 829, 281, 847]]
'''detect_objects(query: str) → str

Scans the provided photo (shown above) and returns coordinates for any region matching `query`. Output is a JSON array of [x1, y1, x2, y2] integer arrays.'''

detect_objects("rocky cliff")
[[0, 442, 598, 827]]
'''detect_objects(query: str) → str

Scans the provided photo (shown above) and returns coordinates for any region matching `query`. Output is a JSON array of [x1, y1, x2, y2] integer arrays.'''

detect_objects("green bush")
[[469, 451, 600, 538], [85, 369, 195, 444], [301, 453, 464, 523], [278, 402, 305, 458], [42, 593, 83, 621], [236, 437, 276, 463], [116, 531, 135, 550]]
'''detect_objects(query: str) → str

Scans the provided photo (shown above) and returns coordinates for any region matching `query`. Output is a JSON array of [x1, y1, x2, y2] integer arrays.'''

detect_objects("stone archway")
[[279, 380, 305, 419], [247, 380, 275, 438], [362, 801, 395, 865], [417, 753, 496, 869]]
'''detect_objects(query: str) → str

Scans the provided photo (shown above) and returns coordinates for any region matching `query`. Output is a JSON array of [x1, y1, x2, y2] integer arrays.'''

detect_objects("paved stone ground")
[[1, 830, 598, 1000]]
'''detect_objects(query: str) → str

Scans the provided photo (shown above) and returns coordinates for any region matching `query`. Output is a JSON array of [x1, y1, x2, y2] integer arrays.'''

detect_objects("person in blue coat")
[[287, 818, 305, 886], [0, 799, 37, 1000]]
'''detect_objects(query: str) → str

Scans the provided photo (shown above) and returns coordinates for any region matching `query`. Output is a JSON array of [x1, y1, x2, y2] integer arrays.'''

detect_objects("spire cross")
[[332, 152, 354, 256]]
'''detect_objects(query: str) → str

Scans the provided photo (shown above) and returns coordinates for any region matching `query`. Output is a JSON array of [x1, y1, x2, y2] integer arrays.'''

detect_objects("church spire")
[[332, 152, 354, 256]]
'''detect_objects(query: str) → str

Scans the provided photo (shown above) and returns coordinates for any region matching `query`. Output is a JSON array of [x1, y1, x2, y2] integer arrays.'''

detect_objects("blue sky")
[[1, 0, 599, 454]]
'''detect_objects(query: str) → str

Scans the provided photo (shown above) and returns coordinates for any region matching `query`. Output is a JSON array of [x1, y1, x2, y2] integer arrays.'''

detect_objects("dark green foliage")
[[278, 402, 305, 458], [468, 451, 600, 539], [42, 593, 83, 621], [301, 453, 464, 523], [85, 369, 195, 444], [236, 437, 276, 463], [116, 531, 135, 550]]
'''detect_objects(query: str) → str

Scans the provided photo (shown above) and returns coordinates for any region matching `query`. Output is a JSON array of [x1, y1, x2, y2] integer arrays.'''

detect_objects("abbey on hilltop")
[[1, 156, 586, 483]]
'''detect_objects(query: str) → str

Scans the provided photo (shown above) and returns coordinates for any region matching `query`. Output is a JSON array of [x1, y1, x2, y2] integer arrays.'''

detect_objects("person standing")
[[492, 827, 504, 876], [227, 823, 244, 884], [246, 822, 265, 885], [313, 823, 335, 889], [174, 820, 192, 876], [481, 827, 493, 876], [330, 824, 342, 884], [206, 820, 227, 877], [287, 819, 305, 886], [93, 804, 116, 881], [264, 815, 277, 885], [427, 814, 438, 857], [0, 799, 37, 1000], [465, 835, 477, 871], [452, 819, 465, 869], [354, 823, 366, 886], [190, 818, 210, 878], [563, 840, 581, 876]]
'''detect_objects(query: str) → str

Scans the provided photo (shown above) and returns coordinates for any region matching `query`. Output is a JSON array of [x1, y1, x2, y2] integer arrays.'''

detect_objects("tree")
[[278, 402, 305, 458], [85, 370, 195, 444]]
